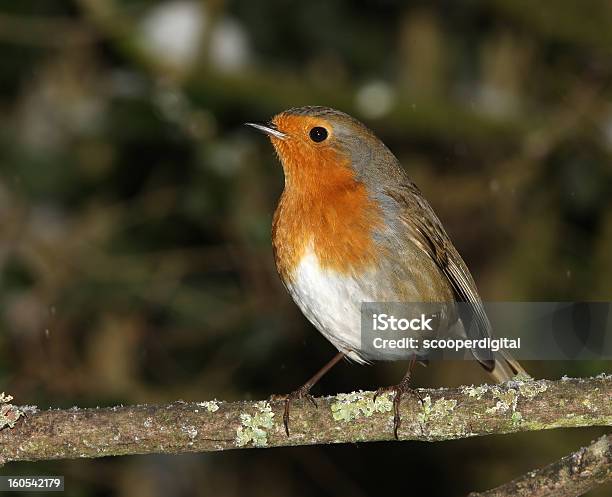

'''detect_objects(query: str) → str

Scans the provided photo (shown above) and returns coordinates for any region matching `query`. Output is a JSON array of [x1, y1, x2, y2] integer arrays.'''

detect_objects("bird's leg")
[[274, 351, 345, 436], [373, 357, 419, 439]]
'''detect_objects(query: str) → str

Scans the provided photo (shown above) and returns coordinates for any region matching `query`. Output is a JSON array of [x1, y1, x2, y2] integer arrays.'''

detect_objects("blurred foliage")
[[0, 1, 611, 496]]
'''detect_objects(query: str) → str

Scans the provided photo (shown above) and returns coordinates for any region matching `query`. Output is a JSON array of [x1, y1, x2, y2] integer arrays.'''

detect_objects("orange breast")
[[271, 146, 383, 282]]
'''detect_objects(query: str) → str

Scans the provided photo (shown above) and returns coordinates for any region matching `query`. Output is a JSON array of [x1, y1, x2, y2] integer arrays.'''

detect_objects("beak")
[[245, 121, 287, 140]]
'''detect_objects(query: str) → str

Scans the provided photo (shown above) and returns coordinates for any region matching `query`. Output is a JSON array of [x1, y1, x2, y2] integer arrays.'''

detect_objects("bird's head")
[[246, 106, 402, 193]]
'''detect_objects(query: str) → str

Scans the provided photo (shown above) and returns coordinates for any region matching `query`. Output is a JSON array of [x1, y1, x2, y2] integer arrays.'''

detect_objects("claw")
[[373, 385, 395, 404], [413, 388, 425, 405], [274, 352, 346, 437], [283, 400, 291, 436], [306, 394, 318, 408], [280, 386, 317, 436], [376, 380, 419, 440]]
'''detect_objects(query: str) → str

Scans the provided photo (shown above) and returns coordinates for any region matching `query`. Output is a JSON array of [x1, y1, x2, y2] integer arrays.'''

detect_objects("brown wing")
[[383, 182, 494, 368]]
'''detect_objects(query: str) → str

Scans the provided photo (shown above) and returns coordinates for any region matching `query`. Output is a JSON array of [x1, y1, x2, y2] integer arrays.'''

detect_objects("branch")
[[469, 434, 611, 497], [0, 376, 610, 467]]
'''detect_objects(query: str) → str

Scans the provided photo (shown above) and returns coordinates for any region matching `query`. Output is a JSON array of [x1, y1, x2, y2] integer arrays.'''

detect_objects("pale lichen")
[[330, 391, 393, 422], [513, 372, 533, 382], [0, 392, 24, 430], [513, 378, 549, 400], [418, 395, 457, 423], [460, 384, 488, 399], [481, 376, 551, 424], [582, 398, 596, 411], [486, 387, 518, 414], [182, 425, 198, 439], [235, 401, 275, 447], [590, 435, 610, 458], [197, 400, 220, 413], [482, 378, 549, 423]]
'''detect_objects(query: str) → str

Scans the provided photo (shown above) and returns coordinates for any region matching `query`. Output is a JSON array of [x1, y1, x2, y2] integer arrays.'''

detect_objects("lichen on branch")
[[0, 375, 610, 466]]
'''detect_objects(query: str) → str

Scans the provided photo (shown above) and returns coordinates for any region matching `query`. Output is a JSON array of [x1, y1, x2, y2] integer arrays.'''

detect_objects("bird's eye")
[[309, 126, 328, 143]]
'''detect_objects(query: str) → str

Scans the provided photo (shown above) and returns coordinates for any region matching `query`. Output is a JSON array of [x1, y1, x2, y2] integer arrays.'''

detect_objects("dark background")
[[0, 1, 611, 496]]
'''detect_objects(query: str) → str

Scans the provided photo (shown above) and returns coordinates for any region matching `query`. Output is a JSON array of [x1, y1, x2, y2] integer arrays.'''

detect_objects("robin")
[[246, 106, 525, 437]]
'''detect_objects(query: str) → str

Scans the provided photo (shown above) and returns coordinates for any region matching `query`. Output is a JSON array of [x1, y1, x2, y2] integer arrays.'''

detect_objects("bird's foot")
[[271, 385, 317, 436], [374, 379, 422, 440]]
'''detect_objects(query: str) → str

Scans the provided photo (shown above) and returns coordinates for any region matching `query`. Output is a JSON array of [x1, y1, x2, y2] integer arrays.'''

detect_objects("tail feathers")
[[486, 350, 527, 383]]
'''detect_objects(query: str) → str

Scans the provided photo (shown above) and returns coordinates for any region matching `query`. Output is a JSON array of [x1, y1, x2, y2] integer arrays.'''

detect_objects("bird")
[[246, 106, 525, 437]]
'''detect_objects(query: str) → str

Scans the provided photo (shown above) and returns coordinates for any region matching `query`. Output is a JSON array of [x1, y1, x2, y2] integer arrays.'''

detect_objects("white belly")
[[285, 247, 376, 363]]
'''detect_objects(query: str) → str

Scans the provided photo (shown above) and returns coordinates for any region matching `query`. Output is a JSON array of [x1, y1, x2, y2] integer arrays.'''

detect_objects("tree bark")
[[0, 376, 609, 466], [469, 434, 611, 497]]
